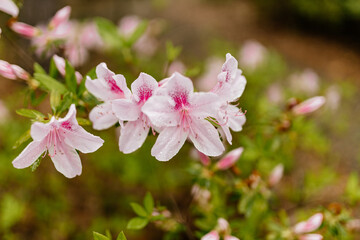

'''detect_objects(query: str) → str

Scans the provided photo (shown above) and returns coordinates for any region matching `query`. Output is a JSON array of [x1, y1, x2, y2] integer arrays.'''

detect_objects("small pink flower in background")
[[48, 6, 71, 29], [86, 63, 131, 130], [292, 96, 326, 115], [293, 213, 323, 240], [239, 40, 267, 71], [289, 69, 319, 95], [215, 147, 244, 170], [191, 184, 211, 207], [201, 231, 219, 240], [268, 164, 284, 187], [12, 104, 104, 178], [142, 72, 224, 161], [53, 55, 83, 83], [211, 53, 247, 144], [266, 83, 284, 104], [217, 218, 230, 233], [0, 60, 29, 80], [167, 61, 186, 76], [325, 85, 341, 111], [0, 0, 19, 17], [112, 72, 158, 153], [9, 22, 40, 38], [196, 57, 223, 92], [0, 100, 10, 124]]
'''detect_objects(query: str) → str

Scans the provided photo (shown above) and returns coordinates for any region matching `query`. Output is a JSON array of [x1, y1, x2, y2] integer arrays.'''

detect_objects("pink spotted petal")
[[142, 95, 178, 128], [191, 92, 222, 119], [298, 234, 323, 240], [131, 72, 158, 103], [189, 119, 225, 157], [60, 104, 77, 124], [227, 105, 246, 132], [49, 141, 82, 178], [10, 22, 39, 38], [62, 126, 104, 154], [165, 72, 194, 104], [151, 126, 188, 161], [294, 213, 323, 234], [31, 120, 53, 141], [49, 6, 71, 29], [112, 99, 141, 121], [89, 102, 119, 130], [292, 96, 326, 115], [85, 76, 112, 101], [119, 118, 149, 154], [12, 139, 47, 168], [0, 0, 19, 17], [201, 231, 220, 240], [215, 147, 244, 170]]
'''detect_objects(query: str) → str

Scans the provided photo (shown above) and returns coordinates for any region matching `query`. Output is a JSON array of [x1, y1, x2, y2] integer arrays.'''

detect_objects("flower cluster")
[[86, 53, 247, 161]]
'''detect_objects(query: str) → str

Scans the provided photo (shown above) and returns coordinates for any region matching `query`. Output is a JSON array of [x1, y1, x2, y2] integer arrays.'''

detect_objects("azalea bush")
[[0, 1, 359, 240]]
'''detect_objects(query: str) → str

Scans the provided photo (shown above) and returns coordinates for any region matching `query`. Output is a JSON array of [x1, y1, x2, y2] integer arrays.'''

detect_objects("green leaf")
[[33, 62, 46, 74], [126, 217, 149, 230], [166, 41, 182, 62], [93, 232, 110, 240], [105, 229, 112, 240], [56, 92, 73, 115], [77, 117, 92, 126], [65, 61, 77, 93], [143, 192, 154, 214], [50, 91, 62, 113], [126, 20, 148, 46], [13, 129, 31, 149], [16, 109, 45, 120], [34, 73, 67, 94], [116, 232, 127, 240], [130, 203, 148, 217], [95, 17, 123, 49], [49, 58, 59, 78], [346, 173, 360, 204], [31, 157, 42, 172]]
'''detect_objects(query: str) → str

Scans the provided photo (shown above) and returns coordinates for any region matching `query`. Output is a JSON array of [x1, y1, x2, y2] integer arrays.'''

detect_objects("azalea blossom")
[[293, 213, 323, 240], [211, 53, 247, 144], [0, 60, 30, 80], [202, 218, 240, 240], [142, 72, 224, 161], [268, 164, 284, 187], [215, 147, 244, 170], [112, 72, 158, 153], [292, 96, 326, 115], [53, 55, 83, 83], [86, 63, 131, 130], [12, 104, 104, 178], [0, 0, 18, 17], [201, 231, 220, 240], [239, 40, 267, 71]]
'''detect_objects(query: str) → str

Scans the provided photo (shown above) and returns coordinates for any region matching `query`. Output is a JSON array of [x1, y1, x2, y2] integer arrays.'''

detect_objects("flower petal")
[[85, 76, 111, 101], [189, 119, 224, 157], [10, 22, 39, 38], [12, 139, 46, 168], [215, 147, 244, 170], [201, 231, 220, 240], [0, 0, 19, 17], [89, 102, 119, 130], [131, 72, 158, 102], [191, 92, 222, 119], [292, 96, 326, 115], [119, 118, 149, 154], [49, 141, 82, 178], [224, 236, 240, 240], [49, 6, 71, 29], [62, 126, 104, 154], [142, 95, 178, 128], [31, 120, 52, 141], [299, 234, 323, 240], [227, 105, 246, 131], [151, 126, 188, 161], [112, 99, 141, 121], [294, 213, 323, 234]]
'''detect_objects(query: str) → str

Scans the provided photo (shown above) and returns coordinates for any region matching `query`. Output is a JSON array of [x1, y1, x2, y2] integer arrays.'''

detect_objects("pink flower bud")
[[217, 218, 229, 233], [0, 60, 16, 79], [10, 22, 40, 38], [292, 96, 326, 115], [0, 0, 19, 17], [201, 231, 220, 240], [49, 6, 71, 29], [215, 147, 244, 170], [11, 64, 30, 80], [224, 235, 240, 240], [197, 151, 210, 166], [268, 164, 284, 187], [298, 234, 323, 240], [294, 213, 323, 234]]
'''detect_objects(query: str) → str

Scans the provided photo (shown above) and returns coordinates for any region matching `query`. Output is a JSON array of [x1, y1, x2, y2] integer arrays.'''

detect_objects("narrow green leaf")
[[130, 203, 148, 217], [105, 229, 112, 240], [56, 92, 73, 115], [16, 109, 45, 120], [33, 63, 46, 74], [93, 232, 110, 240], [143, 192, 154, 214], [116, 231, 127, 240], [166, 41, 182, 62], [77, 117, 92, 126], [127, 20, 148, 46], [49, 58, 59, 78], [34, 73, 67, 94], [50, 91, 61, 114], [126, 217, 149, 230], [65, 61, 77, 93], [95, 17, 123, 49], [31, 157, 42, 172], [13, 130, 31, 149]]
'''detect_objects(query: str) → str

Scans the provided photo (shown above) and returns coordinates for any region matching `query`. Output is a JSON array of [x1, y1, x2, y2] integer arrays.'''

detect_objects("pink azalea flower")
[[0, 60, 29, 80], [293, 213, 323, 234], [215, 147, 244, 170], [217, 218, 230, 233], [0, 0, 19, 17], [298, 234, 323, 240], [201, 231, 220, 240], [12, 104, 104, 178], [211, 54, 247, 144], [142, 72, 224, 161], [239, 40, 267, 71], [85, 63, 131, 130], [53, 55, 83, 83], [112, 73, 158, 153], [268, 164, 284, 187], [292, 96, 326, 115]]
